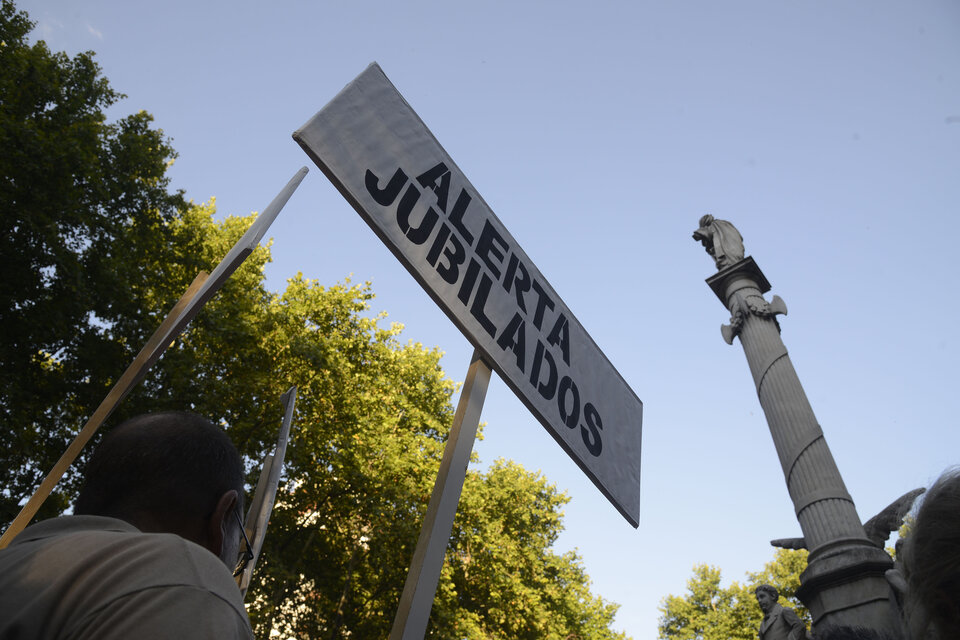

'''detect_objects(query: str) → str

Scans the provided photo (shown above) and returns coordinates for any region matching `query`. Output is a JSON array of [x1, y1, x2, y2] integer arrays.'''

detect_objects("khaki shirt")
[[0, 515, 253, 639]]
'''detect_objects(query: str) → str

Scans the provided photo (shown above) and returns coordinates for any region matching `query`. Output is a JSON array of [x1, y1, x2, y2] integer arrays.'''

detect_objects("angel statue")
[[692, 215, 745, 270]]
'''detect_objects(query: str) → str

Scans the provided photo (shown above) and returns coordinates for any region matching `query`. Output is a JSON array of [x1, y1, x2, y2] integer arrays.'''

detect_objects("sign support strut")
[[389, 349, 491, 640]]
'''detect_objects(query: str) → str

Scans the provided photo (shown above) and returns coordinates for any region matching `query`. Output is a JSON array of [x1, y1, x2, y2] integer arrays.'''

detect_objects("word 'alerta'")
[[365, 162, 604, 457]]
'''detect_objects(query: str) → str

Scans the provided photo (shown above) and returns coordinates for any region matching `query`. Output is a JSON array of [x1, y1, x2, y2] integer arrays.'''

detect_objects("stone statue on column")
[[693, 218, 903, 638], [692, 214, 745, 270]]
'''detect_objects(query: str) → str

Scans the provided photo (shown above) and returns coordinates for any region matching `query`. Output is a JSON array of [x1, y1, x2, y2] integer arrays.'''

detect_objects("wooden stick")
[[389, 350, 491, 639], [237, 386, 298, 597]]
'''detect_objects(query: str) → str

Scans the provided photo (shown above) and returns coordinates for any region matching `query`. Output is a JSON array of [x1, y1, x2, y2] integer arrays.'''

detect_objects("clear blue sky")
[[21, 1, 960, 637]]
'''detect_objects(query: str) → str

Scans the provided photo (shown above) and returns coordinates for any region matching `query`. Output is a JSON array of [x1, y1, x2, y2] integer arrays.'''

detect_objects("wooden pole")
[[237, 386, 298, 597], [389, 349, 491, 640]]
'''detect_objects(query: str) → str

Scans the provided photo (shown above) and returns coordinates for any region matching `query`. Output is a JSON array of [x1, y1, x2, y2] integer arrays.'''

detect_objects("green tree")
[[0, 0, 183, 521], [437, 459, 626, 640], [657, 550, 810, 640], [657, 565, 756, 640]]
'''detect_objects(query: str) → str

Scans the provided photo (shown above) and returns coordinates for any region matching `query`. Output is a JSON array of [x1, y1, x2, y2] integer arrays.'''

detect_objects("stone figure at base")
[[692, 214, 745, 270], [756, 585, 807, 640]]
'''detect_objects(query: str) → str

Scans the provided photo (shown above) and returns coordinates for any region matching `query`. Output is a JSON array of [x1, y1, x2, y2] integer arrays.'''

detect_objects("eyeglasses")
[[233, 510, 255, 578]]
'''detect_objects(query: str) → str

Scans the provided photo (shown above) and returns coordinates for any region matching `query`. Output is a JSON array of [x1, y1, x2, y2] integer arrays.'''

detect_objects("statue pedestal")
[[798, 541, 899, 630], [705, 256, 900, 635]]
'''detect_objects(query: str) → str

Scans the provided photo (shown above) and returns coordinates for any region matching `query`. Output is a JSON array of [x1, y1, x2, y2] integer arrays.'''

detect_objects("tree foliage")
[[437, 460, 626, 640], [657, 549, 810, 640], [0, 0, 184, 521], [0, 4, 628, 638]]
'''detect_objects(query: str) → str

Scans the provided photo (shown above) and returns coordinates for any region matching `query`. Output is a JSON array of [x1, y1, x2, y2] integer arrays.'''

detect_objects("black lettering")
[[405, 208, 439, 245], [395, 183, 421, 234], [529, 341, 557, 400], [475, 220, 508, 279], [581, 403, 603, 457], [426, 223, 451, 267], [366, 167, 408, 206], [470, 273, 498, 339], [546, 313, 570, 366], [436, 233, 465, 285], [502, 255, 530, 313], [531, 280, 555, 330], [457, 259, 481, 305], [557, 376, 580, 428], [503, 254, 518, 289], [448, 188, 475, 246], [416, 162, 451, 212], [529, 341, 543, 387], [496, 312, 526, 372]]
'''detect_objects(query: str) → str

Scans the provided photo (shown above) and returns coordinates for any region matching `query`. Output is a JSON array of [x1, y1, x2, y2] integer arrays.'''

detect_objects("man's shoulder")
[[9, 515, 231, 583], [86, 518, 242, 603], [115, 527, 238, 588], [3, 516, 244, 610], [6, 514, 138, 544], [0, 516, 251, 639]]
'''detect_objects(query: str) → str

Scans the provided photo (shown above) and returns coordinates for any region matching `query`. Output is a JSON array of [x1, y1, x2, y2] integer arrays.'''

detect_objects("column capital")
[[705, 257, 785, 345], [705, 256, 771, 304]]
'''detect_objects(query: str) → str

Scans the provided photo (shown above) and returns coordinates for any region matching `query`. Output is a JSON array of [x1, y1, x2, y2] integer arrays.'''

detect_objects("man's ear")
[[206, 489, 239, 558]]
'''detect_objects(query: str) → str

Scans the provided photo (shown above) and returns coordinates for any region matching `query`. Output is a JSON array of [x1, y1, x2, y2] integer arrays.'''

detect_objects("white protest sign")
[[294, 64, 641, 527]]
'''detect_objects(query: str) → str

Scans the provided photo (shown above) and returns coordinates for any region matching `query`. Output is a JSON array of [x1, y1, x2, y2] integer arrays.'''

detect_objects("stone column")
[[696, 230, 901, 635]]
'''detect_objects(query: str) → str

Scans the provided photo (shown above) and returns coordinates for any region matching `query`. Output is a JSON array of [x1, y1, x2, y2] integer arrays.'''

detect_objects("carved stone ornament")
[[692, 214, 745, 270], [721, 291, 787, 345]]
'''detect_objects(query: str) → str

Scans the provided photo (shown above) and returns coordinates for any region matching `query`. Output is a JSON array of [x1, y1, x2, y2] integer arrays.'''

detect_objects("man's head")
[[755, 584, 779, 614], [75, 411, 245, 569]]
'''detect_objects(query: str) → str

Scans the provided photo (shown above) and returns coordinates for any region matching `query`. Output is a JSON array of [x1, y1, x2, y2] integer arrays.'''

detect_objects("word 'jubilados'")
[[365, 162, 604, 457]]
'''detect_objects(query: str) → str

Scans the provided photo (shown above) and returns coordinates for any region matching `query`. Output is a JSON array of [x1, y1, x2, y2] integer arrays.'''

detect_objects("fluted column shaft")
[[725, 273, 865, 550], [706, 258, 899, 635]]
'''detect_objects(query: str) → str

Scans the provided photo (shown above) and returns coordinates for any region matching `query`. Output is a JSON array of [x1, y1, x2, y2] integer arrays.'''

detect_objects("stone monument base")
[[796, 517, 901, 633]]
